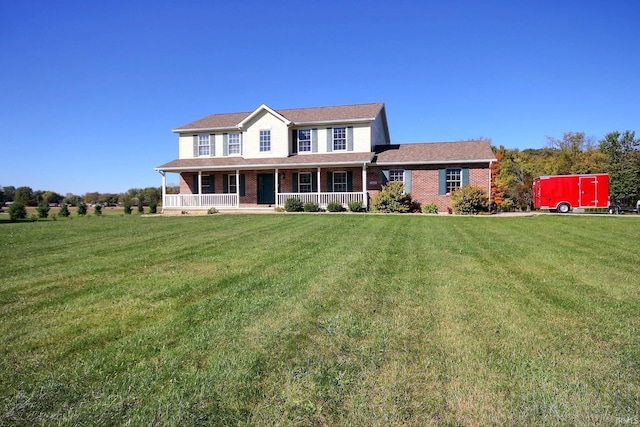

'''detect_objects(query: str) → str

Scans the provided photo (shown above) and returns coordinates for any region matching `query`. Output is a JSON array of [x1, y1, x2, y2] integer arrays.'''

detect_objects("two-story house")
[[155, 102, 496, 212]]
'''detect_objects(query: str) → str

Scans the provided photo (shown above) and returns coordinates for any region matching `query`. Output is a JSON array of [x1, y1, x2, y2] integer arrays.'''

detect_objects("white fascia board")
[[172, 126, 240, 134], [374, 158, 497, 166], [290, 118, 373, 127]]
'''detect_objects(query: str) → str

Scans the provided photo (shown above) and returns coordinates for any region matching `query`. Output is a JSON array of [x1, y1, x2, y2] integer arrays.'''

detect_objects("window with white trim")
[[333, 172, 347, 192], [333, 127, 346, 151], [259, 130, 271, 152], [299, 172, 312, 193], [298, 129, 311, 152], [446, 168, 462, 193], [198, 135, 210, 156], [228, 133, 241, 155], [202, 175, 212, 193], [228, 174, 237, 193], [389, 169, 404, 182]]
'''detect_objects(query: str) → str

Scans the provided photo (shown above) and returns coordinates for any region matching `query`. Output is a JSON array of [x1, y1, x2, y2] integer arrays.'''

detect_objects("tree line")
[[0, 186, 180, 207]]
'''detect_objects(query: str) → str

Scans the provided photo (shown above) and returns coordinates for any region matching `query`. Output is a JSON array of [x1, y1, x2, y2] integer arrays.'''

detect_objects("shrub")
[[9, 202, 27, 221], [326, 201, 344, 212], [37, 204, 50, 218], [30, 214, 38, 222], [149, 202, 157, 214], [123, 202, 132, 215], [77, 203, 87, 216], [370, 181, 412, 213], [303, 201, 320, 212], [137, 201, 144, 214], [284, 197, 303, 212], [421, 203, 438, 214], [51, 213, 58, 221], [451, 185, 489, 215], [59, 204, 70, 217], [348, 201, 363, 212], [94, 205, 102, 216]]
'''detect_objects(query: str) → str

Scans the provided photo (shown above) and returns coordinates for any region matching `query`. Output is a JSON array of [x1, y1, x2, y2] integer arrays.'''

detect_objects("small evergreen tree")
[[59, 204, 70, 217], [77, 203, 88, 216], [37, 204, 50, 218], [94, 204, 102, 216], [123, 201, 132, 215], [9, 202, 27, 221], [137, 200, 144, 214]]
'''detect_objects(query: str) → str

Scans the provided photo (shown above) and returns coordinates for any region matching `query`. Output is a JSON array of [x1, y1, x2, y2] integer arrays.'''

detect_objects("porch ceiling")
[[155, 152, 374, 172]]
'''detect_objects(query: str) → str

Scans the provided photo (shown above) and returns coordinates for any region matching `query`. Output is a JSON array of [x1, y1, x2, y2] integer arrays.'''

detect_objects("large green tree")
[[599, 130, 640, 204], [14, 186, 34, 206]]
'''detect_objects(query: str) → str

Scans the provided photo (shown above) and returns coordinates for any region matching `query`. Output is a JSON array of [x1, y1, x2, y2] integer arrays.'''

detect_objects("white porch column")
[[362, 163, 368, 209], [198, 171, 202, 207], [236, 169, 240, 207], [317, 167, 321, 204], [160, 171, 166, 213], [275, 168, 279, 207]]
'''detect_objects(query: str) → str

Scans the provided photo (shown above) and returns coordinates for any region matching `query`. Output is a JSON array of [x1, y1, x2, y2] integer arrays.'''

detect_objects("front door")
[[257, 173, 275, 204]]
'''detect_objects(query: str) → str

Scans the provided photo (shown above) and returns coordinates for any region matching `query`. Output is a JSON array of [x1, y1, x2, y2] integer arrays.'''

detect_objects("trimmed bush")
[[326, 201, 344, 212], [94, 205, 102, 216], [59, 204, 70, 217], [303, 201, 320, 212], [348, 201, 363, 212], [284, 197, 303, 212], [370, 181, 412, 213], [421, 203, 438, 214], [451, 185, 489, 215], [9, 202, 27, 221], [37, 204, 50, 218], [149, 202, 158, 214], [77, 203, 87, 216], [123, 202, 132, 215]]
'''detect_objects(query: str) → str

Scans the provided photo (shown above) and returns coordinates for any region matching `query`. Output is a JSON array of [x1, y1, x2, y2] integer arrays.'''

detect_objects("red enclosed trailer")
[[533, 173, 609, 213]]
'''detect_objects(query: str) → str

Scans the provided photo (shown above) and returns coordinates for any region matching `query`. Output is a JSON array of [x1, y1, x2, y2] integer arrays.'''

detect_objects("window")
[[227, 174, 237, 193], [299, 172, 312, 193], [333, 172, 347, 192], [202, 175, 213, 193], [389, 169, 404, 182], [228, 133, 241, 155], [198, 135, 210, 156], [333, 127, 346, 151], [446, 168, 462, 193], [298, 129, 311, 152], [259, 130, 271, 152]]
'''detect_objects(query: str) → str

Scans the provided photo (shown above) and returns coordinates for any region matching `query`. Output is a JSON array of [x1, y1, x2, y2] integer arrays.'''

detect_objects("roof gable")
[[238, 104, 291, 129]]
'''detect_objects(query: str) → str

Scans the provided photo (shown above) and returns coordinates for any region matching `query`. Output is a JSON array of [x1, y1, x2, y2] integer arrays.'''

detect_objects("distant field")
[[1, 214, 639, 426]]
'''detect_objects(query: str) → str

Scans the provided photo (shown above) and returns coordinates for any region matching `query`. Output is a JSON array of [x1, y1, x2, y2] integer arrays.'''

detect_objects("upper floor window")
[[198, 135, 210, 156], [389, 169, 404, 182], [446, 168, 462, 193], [333, 171, 347, 192], [299, 172, 312, 193], [228, 133, 241, 155], [259, 130, 271, 152], [333, 127, 346, 151], [298, 129, 311, 152]]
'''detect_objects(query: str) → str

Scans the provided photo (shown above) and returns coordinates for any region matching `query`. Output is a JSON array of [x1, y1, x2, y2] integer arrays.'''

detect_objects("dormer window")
[[259, 130, 271, 152]]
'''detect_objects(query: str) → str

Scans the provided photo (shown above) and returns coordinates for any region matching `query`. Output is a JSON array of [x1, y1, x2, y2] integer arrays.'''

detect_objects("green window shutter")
[[404, 170, 412, 194], [327, 172, 333, 192], [193, 135, 199, 157], [209, 135, 215, 157], [292, 173, 298, 192], [223, 175, 228, 193], [292, 129, 298, 154], [312, 129, 318, 153], [239, 174, 246, 197], [326, 128, 333, 152], [382, 170, 389, 185], [438, 169, 447, 195], [211, 174, 216, 193], [311, 173, 318, 192], [223, 133, 229, 156], [462, 168, 470, 185], [347, 171, 353, 192], [193, 175, 199, 194], [347, 127, 353, 151]]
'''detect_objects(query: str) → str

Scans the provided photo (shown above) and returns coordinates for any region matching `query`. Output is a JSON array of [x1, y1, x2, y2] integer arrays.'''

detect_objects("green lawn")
[[1, 214, 639, 426]]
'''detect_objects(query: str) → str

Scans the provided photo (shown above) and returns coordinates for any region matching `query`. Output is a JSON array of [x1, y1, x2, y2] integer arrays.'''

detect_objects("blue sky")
[[1, 0, 638, 195]]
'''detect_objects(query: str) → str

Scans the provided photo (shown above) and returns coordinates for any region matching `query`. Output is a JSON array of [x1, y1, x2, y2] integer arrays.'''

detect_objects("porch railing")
[[277, 192, 364, 208], [164, 194, 238, 209]]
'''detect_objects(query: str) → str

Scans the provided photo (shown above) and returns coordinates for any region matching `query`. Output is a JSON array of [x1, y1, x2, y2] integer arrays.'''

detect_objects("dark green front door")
[[257, 173, 275, 204]]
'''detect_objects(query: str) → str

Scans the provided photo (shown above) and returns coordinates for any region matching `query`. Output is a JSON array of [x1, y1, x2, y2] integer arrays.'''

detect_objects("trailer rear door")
[[579, 176, 599, 208]]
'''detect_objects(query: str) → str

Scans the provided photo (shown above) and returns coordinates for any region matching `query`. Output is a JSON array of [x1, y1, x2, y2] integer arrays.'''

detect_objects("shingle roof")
[[156, 152, 374, 171], [373, 141, 496, 164], [173, 103, 385, 131]]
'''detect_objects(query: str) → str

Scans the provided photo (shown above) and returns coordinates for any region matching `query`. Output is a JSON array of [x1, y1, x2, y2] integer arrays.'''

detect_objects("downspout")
[[362, 163, 368, 210]]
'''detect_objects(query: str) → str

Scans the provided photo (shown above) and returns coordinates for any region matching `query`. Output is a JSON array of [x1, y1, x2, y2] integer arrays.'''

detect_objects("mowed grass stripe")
[[0, 214, 638, 426]]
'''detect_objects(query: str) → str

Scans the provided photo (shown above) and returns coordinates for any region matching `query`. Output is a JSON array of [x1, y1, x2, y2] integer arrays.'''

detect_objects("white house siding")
[[370, 112, 390, 150], [242, 110, 290, 158]]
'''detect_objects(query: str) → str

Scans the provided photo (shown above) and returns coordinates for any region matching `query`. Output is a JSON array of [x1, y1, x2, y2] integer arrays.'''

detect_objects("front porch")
[[163, 192, 366, 210]]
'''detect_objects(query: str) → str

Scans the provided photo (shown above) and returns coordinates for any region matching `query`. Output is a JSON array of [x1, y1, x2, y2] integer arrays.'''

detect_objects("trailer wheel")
[[557, 203, 571, 213]]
